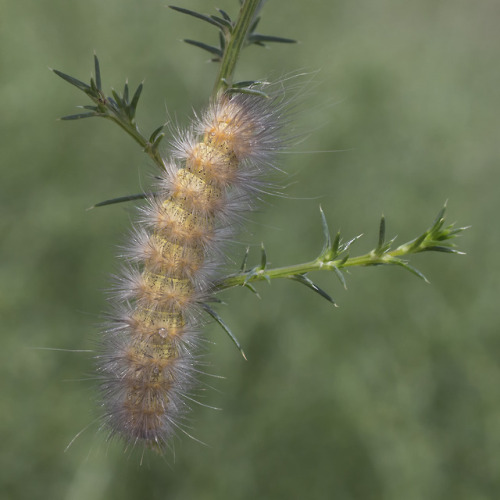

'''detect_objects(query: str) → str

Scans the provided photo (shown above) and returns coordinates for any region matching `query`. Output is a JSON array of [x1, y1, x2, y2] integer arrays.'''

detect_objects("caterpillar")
[[98, 89, 287, 451]]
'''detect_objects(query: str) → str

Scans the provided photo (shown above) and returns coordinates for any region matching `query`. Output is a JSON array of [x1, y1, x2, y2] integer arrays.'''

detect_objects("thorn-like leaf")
[[332, 231, 341, 256], [240, 247, 250, 271], [378, 215, 386, 250], [151, 133, 165, 151], [225, 87, 269, 98], [248, 34, 297, 45], [130, 82, 143, 116], [249, 16, 261, 34], [244, 283, 260, 298], [341, 234, 363, 253], [219, 31, 226, 52], [391, 260, 430, 283], [183, 39, 223, 57], [216, 8, 232, 22], [320, 205, 332, 255], [407, 232, 427, 251], [422, 245, 462, 254], [93, 54, 102, 91], [52, 69, 91, 92], [107, 97, 118, 109], [289, 274, 336, 305], [231, 80, 266, 89], [111, 89, 124, 109], [89, 77, 97, 93], [210, 15, 232, 31], [79, 105, 99, 111], [332, 266, 347, 289], [169, 5, 226, 30], [260, 243, 267, 270], [149, 124, 165, 143], [448, 225, 470, 236], [201, 304, 247, 360], [430, 205, 447, 231], [339, 254, 350, 266], [61, 112, 98, 120], [89, 192, 152, 209], [123, 81, 129, 104]]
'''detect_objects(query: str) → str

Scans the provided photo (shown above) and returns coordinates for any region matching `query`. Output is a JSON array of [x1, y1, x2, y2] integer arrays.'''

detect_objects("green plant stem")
[[212, 0, 261, 98], [105, 115, 164, 169], [216, 239, 455, 292]]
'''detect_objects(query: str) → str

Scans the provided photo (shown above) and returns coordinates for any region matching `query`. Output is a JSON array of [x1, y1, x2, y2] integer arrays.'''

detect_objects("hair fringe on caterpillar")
[[97, 84, 294, 452]]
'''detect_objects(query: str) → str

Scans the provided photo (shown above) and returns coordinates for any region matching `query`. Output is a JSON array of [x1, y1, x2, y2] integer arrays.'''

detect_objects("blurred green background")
[[1, 0, 499, 498]]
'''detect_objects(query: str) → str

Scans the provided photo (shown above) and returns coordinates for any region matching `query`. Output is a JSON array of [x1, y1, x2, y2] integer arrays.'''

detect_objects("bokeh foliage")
[[1, 0, 499, 499]]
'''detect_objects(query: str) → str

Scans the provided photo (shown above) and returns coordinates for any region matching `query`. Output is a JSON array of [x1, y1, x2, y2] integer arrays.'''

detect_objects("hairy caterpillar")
[[98, 90, 287, 450]]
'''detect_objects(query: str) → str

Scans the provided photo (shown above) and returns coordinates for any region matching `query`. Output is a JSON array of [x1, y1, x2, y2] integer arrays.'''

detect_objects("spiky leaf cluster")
[[216, 205, 467, 307], [170, 4, 295, 59], [170, 2, 296, 94], [52, 55, 165, 169]]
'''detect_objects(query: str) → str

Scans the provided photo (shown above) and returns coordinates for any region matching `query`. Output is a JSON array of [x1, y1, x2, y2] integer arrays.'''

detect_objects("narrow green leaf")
[[430, 205, 447, 231], [248, 34, 297, 44], [111, 89, 124, 109], [332, 231, 341, 256], [183, 39, 223, 57], [341, 234, 363, 253], [52, 69, 91, 92], [231, 80, 263, 89], [130, 82, 143, 116], [332, 266, 347, 289], [320, 205, 332, 255], [89, 192, 151, 209], [391, 260, 429, 283], [123, 81, 129, 104], [93, 54, 101, 91], [225, 87, 268, 98], [149, 124, 165, 143], [216, 8, 232, 22], [201, 304, 247, 360], [244, 283, 260, 298], [407, 232, 427, 251], [169, 5, 225, 29], [106, 97, 118, 109], [249, 16, 261, 34], [60, 112, 97, 120], [447, 226, 470, 237], [289, 274, 336, 305], [205, 296, 224, 304], [151, 133, 165, 151], [240, 247, 250, 271], [210, 15, 232, 31], [422, 245, 462, 254], [377, 215, 386, 251], [219, 31, 226, 52], [260, 243, 267, 270], [384, 236, 397, 252], [339, 254, 349, 266]]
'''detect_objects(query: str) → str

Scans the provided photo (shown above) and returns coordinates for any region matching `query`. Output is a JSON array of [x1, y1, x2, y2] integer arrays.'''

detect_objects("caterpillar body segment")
[[98, 90, 287, 450]]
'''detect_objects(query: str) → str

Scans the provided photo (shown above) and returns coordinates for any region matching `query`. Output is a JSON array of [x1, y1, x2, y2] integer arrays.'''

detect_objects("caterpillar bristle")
[[98, 88, 289, 452]]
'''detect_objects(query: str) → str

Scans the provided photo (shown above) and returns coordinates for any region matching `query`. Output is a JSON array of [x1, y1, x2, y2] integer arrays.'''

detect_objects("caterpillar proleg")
[[99, 90, 287, 450]]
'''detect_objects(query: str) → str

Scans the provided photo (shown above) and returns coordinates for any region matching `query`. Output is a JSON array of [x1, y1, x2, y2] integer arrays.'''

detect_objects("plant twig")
[[212, 0, 262, 98], [215, 205, 467, 296]]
